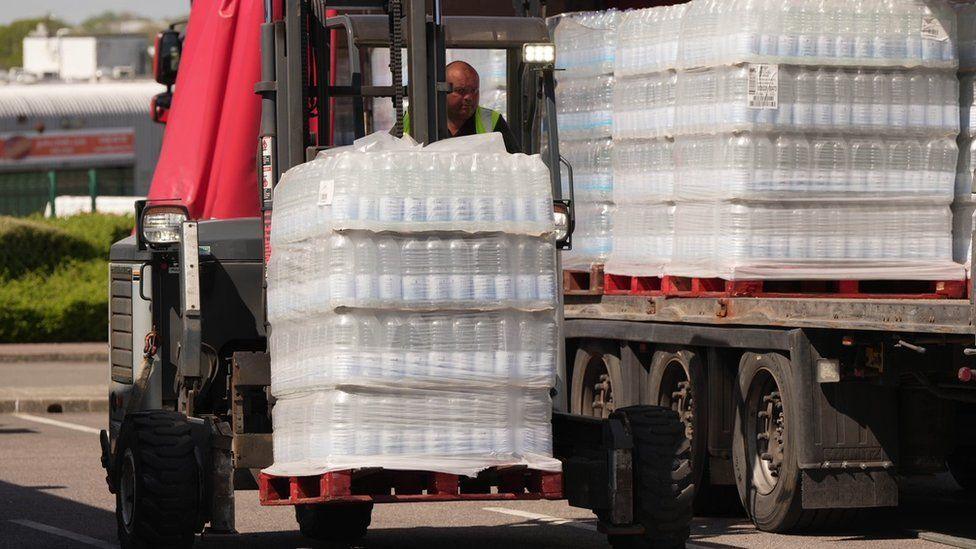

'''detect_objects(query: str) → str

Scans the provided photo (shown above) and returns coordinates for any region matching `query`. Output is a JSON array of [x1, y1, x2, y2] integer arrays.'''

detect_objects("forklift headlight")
[[142, 205, 188, 246], [522, 43, 555, 65], [553, 201, 570, 244]]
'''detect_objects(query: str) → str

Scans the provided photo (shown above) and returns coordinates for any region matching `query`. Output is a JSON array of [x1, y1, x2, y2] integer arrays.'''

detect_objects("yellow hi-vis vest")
[[402, 106, 501, 136]]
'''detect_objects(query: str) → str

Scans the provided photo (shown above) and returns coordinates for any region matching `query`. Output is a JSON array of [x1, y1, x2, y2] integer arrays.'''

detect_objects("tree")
[[0, 16, 68, 70]]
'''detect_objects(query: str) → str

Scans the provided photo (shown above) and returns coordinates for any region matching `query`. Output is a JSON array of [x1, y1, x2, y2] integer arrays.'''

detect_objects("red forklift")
[[101, 1, 692, 547]]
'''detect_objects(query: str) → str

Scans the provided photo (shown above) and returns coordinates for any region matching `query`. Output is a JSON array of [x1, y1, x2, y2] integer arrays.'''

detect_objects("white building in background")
[[23, 33, 149, 81]]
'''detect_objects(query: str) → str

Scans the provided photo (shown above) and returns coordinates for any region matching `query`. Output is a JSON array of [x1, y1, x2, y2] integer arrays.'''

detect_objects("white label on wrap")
[[747, 64, 779, 109], [922, 15, 949, 42], [317, 178, 335, 205]]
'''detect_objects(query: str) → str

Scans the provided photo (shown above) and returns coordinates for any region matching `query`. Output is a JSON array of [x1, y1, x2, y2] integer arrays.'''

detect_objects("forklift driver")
[[402, 61, 521, 153]]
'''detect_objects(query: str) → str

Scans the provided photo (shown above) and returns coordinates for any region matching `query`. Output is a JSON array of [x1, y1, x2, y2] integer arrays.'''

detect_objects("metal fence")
[[0, 167, 134, 216]]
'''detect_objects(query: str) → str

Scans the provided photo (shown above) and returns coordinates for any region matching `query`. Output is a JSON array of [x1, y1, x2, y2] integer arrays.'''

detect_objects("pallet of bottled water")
[[265, 132, 561, 478], [617, 0, 958, 73], [670, 201, 962, 280], [270, 387, 554, 478]]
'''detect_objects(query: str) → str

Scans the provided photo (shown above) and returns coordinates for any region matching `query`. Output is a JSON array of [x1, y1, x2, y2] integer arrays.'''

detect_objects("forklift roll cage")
[[259, 2, 571, 244]]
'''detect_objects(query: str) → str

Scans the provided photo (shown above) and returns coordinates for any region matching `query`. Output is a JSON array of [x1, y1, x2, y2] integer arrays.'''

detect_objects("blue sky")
[[0, 1, 190, 25]]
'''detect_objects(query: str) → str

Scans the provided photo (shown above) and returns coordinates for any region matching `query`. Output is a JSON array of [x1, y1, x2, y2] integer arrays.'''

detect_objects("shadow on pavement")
[[0, 479, 117, 548]]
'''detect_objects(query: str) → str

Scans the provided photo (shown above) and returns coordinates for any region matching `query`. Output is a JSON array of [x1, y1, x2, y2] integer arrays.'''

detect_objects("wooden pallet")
[[259, 467, 563, 506], [660, 277, 968, 300], [563, 264, 605, 295]]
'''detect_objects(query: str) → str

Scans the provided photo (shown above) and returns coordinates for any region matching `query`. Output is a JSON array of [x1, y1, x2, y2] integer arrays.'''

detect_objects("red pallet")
[[604, 273, 665, 296], [563, 264, 605, 295], [259, 467, 563, 506], [661, 277, 967, 300]]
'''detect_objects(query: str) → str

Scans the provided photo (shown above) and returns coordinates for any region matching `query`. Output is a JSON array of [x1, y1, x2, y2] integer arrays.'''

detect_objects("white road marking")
[[8, 519, 117, 549], [482, 507, 597, 531], [482, 507, 711, 548], [12, 413, 101, 435]]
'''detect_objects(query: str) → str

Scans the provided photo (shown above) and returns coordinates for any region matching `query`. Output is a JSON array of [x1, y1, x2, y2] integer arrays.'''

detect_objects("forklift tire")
[[295, 502, 373, 541], [948, 448, 976, 491], [604, 406, 694, 549], [115, 411, 202, 549]]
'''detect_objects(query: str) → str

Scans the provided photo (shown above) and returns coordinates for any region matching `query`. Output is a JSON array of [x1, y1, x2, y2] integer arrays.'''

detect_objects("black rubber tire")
[[732, 353, 857, 533], [948, 448, 976, 491], [646, 347, 720, 515], [571, 340, 628, 418], [115, 411, 202, 549], [295, 502, 373, 541], [605, 405, 694, 549]]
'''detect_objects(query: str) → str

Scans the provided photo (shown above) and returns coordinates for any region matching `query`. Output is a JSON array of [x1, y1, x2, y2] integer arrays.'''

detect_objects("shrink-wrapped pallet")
[[265, 133, 561, 478]]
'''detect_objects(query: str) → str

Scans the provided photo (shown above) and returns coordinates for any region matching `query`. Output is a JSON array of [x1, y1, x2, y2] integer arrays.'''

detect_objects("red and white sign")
[[0, 128, 135, 166]]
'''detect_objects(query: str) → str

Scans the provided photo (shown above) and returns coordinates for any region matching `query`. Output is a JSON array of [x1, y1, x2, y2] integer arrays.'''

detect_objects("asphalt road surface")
[[1, 412, 974, 549]]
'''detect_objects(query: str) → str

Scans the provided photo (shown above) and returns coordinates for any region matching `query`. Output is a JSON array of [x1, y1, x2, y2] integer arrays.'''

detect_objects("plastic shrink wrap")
[[670, 201, 962, 280], [265, 132, 561, 478], [616, 1, 957, 75], [553, 11, 619, 270]]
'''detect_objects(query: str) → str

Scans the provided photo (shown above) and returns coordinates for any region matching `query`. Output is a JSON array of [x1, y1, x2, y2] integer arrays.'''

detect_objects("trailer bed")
[[564, 294, 974, 335]]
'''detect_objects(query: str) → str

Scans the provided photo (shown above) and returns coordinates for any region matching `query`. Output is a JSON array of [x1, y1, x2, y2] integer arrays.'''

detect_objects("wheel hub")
[[119, 450, 136, 531], [592, 373, 615, 416], [670, 379, 695, 441], [756, 389, 785, 484]]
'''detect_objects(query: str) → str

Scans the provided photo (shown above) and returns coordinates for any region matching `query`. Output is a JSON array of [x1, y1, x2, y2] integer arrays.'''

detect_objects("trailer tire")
[[572, 340, 628, 418], [604, 405, 694, 549], [295, 502, 373, 541], [732, 353, 858, 532], [115, 411, 202, 549]]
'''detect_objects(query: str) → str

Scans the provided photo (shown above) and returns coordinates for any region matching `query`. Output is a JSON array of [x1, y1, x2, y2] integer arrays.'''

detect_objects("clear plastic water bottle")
[[378, 152, 404, 222], [852, 72, 873, 126], [814, 69, 836, 129], [449, 239, 474, 301], [332, 153, 358, 222], [536, 240, 557, 302], [495, 237, 515, 301], [871, 72, 888, 127], [472, 239, 497, 301], [888, 73, 908, 128], [515, 240, 537, 301], [329, 234, 355, 301], [908, 73, 927, 129], [833, 71, 853, 128], [473, 315, 499, 380], [405, 314, 429, 378], [426, 237, 452, 302], [794, 70, 816, 128], [377, 236, 402, 301], [853, 0, 874, 59], [428, 315, 454, 378], [426, 153, 450, 222], [471, 154, 495, 222], [451, 316, 477, 379], [401, 239, 428, 302], [816, 0, 837, 59], [777, 2, 799, 57], [404, 152, 428, 222], [797, 2, 819, 58], [449, 153, 473, 222], [381, 314, 408, 381], [354, 236, 378, 301]]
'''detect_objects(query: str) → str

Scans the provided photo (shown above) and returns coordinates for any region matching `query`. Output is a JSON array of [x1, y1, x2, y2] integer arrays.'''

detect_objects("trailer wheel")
[[603, 406, 693, 549], [732, 353, 857, 532], [115, 411, 202, 549], [295, 502, 373, 541], [572, 341, 626, 418]]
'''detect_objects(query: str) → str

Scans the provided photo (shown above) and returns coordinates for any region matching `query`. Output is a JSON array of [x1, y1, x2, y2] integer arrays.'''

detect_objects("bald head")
[[446, 60, 480, 125]]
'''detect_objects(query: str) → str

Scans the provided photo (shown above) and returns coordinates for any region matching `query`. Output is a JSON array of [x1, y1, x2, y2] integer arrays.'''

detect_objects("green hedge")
[[0, 214, 133, 342]]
